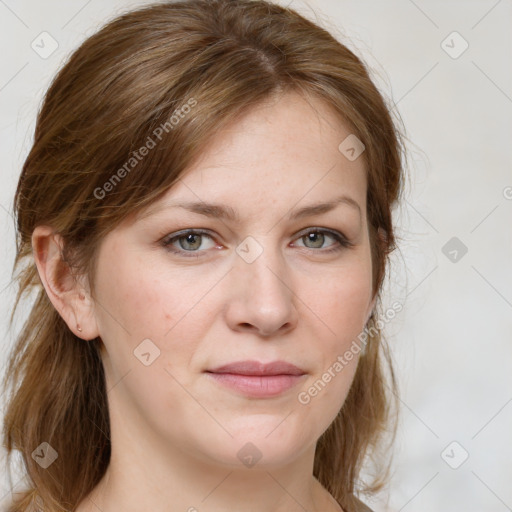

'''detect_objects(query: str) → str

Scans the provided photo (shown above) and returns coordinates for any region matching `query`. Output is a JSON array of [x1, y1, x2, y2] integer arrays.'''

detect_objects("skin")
[[32, 90, 377, 512]]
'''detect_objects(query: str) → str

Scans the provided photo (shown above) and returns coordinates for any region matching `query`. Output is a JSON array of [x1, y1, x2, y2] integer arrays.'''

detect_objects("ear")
[[364, 295, 377, 325], [364, 227, 388, 325], [31, 225, 99, 340]]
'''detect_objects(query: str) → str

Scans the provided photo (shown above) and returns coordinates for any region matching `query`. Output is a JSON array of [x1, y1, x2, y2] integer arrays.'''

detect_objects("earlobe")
[[364, 286, 378, 325], [364, 227, 387, 324], [31, 226, 98, 340], [365, 296, 376, 325]]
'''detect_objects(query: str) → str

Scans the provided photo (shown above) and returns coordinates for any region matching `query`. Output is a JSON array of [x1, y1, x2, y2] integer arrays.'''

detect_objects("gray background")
[[1, 1, 511, 511]]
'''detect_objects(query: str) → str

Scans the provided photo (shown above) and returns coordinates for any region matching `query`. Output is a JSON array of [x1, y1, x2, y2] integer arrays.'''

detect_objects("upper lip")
[[206, 360, 306, 376]]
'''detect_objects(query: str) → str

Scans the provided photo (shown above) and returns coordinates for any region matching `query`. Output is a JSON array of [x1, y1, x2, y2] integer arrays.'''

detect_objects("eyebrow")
[[139, 195, 362, 223]]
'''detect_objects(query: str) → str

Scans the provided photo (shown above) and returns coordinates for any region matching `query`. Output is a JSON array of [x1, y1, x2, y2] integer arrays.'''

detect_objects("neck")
[[78, 423, 342, 512]]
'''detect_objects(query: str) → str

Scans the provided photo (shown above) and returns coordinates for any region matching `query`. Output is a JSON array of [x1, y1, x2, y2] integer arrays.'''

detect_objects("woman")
[[2, 1, 406, 511]]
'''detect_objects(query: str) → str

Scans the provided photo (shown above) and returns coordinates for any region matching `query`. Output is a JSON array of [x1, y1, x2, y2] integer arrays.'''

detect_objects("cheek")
[[92, 252, 174, 386], [300, 356, 360, 437], [95, 255, 219, 391], [296, 263, 370, 414], [307, 263, 372, 344], [298, 304, 364, 430], [95, 248, 195, 339]]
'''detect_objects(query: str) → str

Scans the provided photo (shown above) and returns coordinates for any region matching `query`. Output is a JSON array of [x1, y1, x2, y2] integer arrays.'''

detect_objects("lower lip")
[[206, 372, 305, 398]]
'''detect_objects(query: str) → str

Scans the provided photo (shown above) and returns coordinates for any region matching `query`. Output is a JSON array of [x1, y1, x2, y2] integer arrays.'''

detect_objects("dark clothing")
[[352, 496, 375, 512]]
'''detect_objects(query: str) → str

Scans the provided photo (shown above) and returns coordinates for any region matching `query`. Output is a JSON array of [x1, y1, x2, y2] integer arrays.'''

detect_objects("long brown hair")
[[2, 1, 406, 510]]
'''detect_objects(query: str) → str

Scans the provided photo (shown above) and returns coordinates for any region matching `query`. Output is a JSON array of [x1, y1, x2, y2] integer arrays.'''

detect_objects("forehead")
[[135, 91, 367, 225]]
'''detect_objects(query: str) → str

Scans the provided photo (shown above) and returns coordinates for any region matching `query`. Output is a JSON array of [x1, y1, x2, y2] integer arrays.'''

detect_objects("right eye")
[[161, 229, 218, 257]]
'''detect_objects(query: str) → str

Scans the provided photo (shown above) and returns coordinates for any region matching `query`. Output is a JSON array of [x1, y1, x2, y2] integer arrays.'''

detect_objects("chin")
[[190, 423, 313, 470]]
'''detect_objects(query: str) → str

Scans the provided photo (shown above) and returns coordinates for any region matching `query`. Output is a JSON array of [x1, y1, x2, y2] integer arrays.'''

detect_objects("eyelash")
[[160, 228, 354, 258]]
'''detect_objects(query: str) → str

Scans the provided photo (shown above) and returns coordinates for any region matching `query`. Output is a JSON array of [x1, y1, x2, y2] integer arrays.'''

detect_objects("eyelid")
[[291, 227, 354, 250], [294, 226, 345, 240], [160, 228, 219, 255], [160, 227, 353, 257]]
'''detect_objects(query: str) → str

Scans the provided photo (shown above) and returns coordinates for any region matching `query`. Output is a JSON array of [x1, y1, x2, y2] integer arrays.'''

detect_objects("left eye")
[[293, 230, 342, 250], [161, 228, 352, 257]]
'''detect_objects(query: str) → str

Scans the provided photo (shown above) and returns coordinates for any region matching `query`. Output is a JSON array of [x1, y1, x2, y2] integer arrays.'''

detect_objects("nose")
[[224, 240, 299, 338]]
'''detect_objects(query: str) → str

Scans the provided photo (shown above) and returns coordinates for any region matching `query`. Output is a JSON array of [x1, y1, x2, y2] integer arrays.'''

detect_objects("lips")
[[206, 360, 306, 376], [205, 360, 307, 398]]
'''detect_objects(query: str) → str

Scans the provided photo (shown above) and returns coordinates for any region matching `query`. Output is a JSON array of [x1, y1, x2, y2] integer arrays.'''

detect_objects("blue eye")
[[161, 228, 353, 258]]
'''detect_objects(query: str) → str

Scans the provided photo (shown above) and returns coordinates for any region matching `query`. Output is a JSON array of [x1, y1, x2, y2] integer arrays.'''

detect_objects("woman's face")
[[90, 91, 375, 469]]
